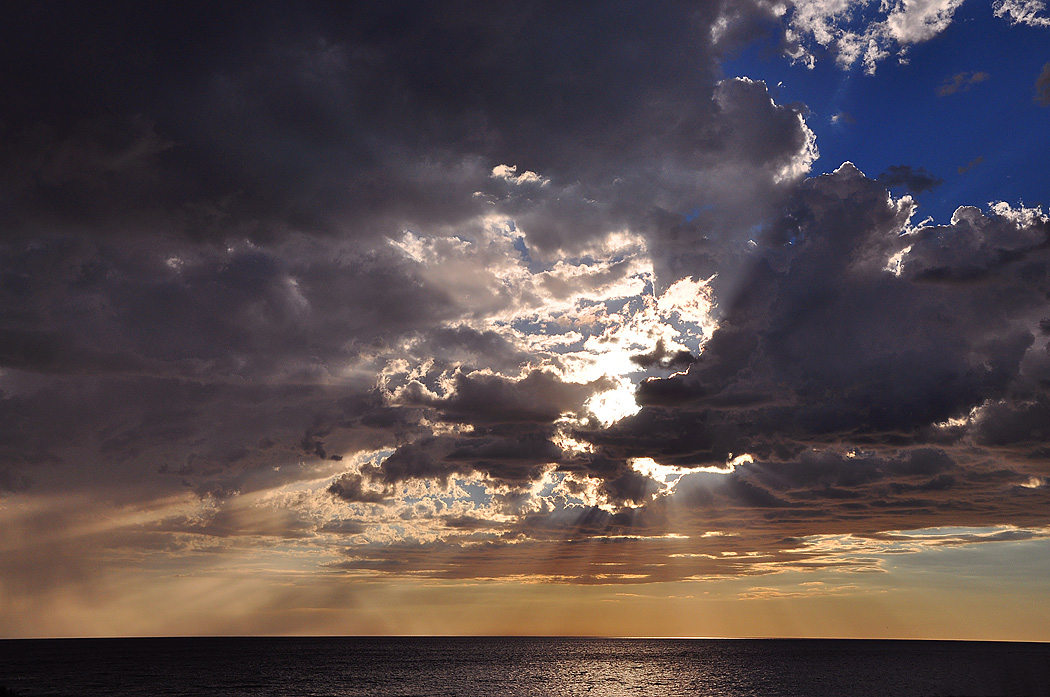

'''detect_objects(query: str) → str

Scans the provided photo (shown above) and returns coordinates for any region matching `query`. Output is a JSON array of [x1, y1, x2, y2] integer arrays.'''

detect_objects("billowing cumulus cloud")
[[628, 166, 1048, 455], [2, 1, 1050, 637], [783, 0, 1050, 74], [784, 0, 967, 73]]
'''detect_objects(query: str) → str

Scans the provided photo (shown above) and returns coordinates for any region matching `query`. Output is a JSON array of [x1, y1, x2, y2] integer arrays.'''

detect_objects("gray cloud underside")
[[2, 1, 1049, 586], [325, 447, 1050, 583]]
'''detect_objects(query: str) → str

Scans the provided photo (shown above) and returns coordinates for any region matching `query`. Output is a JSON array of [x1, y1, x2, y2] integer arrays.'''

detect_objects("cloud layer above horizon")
[[2, 1, 1049, 636]]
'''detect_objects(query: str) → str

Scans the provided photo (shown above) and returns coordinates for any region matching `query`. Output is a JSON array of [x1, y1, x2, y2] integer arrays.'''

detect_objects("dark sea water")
[[1, 637, 1048, 697]]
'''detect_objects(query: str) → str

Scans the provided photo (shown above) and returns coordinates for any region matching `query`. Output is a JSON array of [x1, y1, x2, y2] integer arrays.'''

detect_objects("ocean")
[[1, 637, 1048, 697]]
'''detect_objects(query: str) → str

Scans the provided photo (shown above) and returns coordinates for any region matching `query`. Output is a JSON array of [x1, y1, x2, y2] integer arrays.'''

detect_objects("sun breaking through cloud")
[[1, 1, 1049, 640]]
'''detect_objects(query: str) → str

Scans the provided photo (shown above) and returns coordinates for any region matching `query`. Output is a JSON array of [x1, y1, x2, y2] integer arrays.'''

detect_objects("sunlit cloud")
[[3, 0, 1050, 640]]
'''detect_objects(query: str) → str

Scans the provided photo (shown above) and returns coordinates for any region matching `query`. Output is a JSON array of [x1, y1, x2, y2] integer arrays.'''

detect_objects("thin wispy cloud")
[[937, 70, 990, 96], [959, 155, 985, 173], [994, 0, 1050, 27], [1036, 62, 1050, 104], [877, 164, 944, 193]]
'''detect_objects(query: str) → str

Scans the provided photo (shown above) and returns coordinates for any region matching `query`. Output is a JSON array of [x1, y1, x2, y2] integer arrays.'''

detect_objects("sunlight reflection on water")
[[1, 637, 1048, 697]]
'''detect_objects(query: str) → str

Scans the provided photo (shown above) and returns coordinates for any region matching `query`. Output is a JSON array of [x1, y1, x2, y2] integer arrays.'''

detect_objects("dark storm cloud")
[[0, 0, 753, 251], [610, 164, 1050, 470], [0, 374, 409, 500], [1, 0, 799, 505], [323, 444, 1050, 581], [1036, 62, 1050, 105], [731, 448, 998, 515], [0, 231, 453, 498], [400, 370, 614, 427], [413, 326, 530, 375], [0, 236, 460, 380], [367, 436, 501, 484], [597, 446, 1049, 546], [355, 366, 683, 503], [936, 71, 990, 96], [631, 338, 697, 370], [583, 408, 748, 470], [554, 452, 666, 507], [748, 448, 958, 491], [467, 73, 815, 262], [900, 205, 1049, 282], [641, 77, 816, 291], [3, 0, 1049, 599], [376, 368, 684, 500], [973, 396, 1050, 447], [1, 4, 484, 242], [877, 165, 944, 194], [328, 472, 390, 504], [365, 431, 570, 488]]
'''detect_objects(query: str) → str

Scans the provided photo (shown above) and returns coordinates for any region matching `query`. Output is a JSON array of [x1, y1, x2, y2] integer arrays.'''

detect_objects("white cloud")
[[491, 164, 550, 187], [883, 0, 966, 44], [994, 0, 1050, 26], [786, 0, 966, 73]]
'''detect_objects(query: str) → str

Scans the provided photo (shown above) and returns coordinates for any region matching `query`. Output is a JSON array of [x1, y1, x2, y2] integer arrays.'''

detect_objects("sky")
[[1, 1, 1050, 640]]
